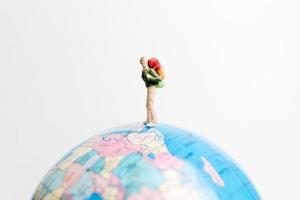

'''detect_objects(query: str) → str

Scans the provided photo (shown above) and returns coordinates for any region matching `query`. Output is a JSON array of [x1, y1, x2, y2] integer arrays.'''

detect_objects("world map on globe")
[[32, 123, 260, 200]]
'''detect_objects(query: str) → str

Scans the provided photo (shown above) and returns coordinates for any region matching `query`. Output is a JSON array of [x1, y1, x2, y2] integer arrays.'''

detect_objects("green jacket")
[[141, 68, 163, 88]]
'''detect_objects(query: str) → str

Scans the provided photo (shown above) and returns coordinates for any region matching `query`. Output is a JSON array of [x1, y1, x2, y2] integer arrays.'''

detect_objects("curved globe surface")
[[33, 123, 260, 200]]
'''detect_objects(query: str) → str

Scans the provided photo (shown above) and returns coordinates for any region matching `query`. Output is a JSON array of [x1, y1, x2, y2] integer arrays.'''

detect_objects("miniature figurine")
[[140, 57, 165, 126]]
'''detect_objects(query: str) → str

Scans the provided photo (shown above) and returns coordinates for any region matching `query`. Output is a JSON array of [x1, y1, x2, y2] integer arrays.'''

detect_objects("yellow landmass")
[[57, 147, 92, 170], [103, 187, 118, 200], [42, 187, 64, 200], [100, 156, 122, 178]]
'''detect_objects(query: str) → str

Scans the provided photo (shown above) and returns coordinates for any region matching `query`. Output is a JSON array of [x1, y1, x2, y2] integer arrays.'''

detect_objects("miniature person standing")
[[140, 57, 165, 126]]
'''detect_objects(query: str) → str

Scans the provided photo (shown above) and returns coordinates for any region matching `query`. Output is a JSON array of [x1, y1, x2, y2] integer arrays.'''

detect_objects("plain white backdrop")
[[1, 0, 300, 199]]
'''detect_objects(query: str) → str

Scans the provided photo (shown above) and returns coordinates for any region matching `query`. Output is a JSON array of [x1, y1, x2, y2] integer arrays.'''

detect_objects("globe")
[[32, 123, 260, 200]]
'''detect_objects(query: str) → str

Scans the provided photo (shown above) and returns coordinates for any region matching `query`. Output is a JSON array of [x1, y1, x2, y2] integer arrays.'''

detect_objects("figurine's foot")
[[143, 120, 150, 125], [145, 122, 157, 127]]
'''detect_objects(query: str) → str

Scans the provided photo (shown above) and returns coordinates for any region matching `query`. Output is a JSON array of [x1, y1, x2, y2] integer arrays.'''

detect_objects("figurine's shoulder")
[[147, 68, 157, 75]]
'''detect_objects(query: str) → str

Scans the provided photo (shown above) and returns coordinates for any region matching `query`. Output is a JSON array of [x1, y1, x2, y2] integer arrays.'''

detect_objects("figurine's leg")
[[146, 86, 157, 124], [145, 87, 152, 124], [145, 104, 151, 124], [146, 110, 151, 124]]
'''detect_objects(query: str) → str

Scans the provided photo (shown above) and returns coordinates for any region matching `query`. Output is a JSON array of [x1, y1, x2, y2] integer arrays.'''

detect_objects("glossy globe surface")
[[32, 123, 260, 200]]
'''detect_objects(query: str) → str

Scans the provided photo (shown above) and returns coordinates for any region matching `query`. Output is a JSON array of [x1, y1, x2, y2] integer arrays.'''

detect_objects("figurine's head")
[[140, 57, 148, 70]]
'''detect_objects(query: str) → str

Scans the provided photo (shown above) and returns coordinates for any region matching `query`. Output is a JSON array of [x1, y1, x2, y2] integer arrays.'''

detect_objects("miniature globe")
[[32, 123, 260, 200]]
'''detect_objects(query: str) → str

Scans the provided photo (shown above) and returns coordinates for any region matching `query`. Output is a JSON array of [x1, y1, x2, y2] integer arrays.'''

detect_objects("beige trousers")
[[146, 86, 157, 123]]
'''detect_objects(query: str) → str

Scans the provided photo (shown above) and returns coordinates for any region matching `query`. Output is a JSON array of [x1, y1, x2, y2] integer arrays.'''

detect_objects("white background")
[[1, 0, 299, 199]]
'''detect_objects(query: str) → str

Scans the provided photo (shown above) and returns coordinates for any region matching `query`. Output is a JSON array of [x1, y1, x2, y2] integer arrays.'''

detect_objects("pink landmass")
[[92, 134, 141, 157], [91, 173, 107, 194], [201, 156, 225, 187], [63, 163, 85, 192], [109, 174, 125, 200], [91, 173, 125, 200], [149, 152, 184, 170]]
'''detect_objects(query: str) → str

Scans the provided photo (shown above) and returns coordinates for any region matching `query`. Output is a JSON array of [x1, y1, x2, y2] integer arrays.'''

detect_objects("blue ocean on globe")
[[32, 123, 261, 200]]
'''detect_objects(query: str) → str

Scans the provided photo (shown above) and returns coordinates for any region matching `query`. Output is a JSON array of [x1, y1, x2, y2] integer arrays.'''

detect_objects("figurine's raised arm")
[[140, 57, 161, 87], [146, 68, 161, 84]]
